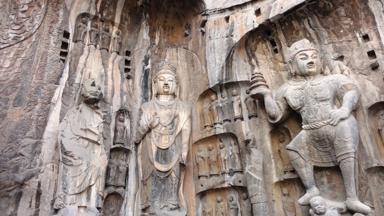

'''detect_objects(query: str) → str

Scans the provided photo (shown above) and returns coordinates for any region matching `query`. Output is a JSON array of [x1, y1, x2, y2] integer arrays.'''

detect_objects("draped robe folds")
[[137, 99, 191, 213], [58, 103, 108, 208]]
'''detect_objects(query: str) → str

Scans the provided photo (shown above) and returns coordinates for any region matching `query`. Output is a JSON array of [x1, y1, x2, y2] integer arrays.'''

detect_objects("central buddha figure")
[[135, 63, 191, 215]]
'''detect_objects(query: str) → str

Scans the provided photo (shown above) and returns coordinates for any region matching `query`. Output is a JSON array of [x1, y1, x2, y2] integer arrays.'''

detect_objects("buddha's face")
[[155, 72, 177, 96], [291, 50, 321, 77], [310, 197, 326, 214]]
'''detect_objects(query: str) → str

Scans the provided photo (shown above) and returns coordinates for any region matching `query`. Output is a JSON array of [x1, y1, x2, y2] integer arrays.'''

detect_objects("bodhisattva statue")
[[55, 79, 108, 215], [249, 39, 371, 214], [135, 64, 191, 215]]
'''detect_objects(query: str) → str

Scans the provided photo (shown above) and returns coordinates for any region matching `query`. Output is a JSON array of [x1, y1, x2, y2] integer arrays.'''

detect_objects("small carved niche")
[[193, 133, 244, 194], [106, 147, 130, 188], [197, 89, 219, 130], [368, 102, 384, 161], [198, 188, 250, 216], [73, 13, 91, 44], [102, 193, 124, 216], [271, 126, 294, 179], [275, 180, 306, 216], [113, 109, 131, 147]]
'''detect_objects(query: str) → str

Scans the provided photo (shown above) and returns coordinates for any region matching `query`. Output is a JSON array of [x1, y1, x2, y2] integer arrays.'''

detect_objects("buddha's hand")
[[149, 113, 160, 129], [329, 107, 350, 126]]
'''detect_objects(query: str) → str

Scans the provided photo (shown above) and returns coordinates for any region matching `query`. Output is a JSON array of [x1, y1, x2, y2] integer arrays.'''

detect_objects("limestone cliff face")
[[0, 0, 384, 215]]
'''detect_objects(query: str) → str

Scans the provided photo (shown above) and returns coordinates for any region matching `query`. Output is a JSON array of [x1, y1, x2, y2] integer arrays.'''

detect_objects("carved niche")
[[72, 13, 121, 54], [368, 101, 384, 163], [193, 133, 249, 215]]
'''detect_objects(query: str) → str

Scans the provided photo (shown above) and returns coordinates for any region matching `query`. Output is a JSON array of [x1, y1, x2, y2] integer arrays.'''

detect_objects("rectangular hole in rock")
[[362, 34, 370, 42], [125, 50, 131, 56], [255, 8, 261, 17], [61, 41, 69, 50], [63, 30, 70, 39], [59, 51, 67, 58], [125, 59, 131, 65], [124, 68, 131, 73], [225, 15, 230, 23], [367, 50, 377, 59], [371, 61, 379, 70]]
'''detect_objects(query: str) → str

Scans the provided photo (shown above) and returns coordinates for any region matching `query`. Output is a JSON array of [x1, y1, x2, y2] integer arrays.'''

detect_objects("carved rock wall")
[[0, 0, 384, 216]]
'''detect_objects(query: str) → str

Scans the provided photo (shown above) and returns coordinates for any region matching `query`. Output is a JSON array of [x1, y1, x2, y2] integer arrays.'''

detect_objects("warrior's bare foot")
[[298, 187, 320, 205], [345, 198, 371, 214]]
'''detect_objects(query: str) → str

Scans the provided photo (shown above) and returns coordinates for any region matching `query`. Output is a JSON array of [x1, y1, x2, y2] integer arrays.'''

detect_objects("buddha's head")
[[153, 63, 178, 98], [288, 39, 322, 78]]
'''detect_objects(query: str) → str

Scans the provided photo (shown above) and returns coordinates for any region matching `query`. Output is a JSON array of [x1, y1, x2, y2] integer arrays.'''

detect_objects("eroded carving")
[[55, 79, 108, 215], [113, 109, 131, 147], [249, 38, 371, 214], [135, 63, 191, 215]]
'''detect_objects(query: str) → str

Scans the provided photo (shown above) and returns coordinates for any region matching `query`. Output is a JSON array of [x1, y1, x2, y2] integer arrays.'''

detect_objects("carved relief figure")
[[232, 89, 243, 121], [113, 110, 131, 147], [202, 94, 218, 128], [208, 94, 220, 126], [220, 93, 233, 123], [99, 21, 112, 50], [74, 15, 89, 43], [55, 79, 108, 215], [309, 196, 340, 216], [89, 19, 100, 46], [219, 141, 229, 174], [208, 144, 221, 176], [245, 96, 258, 119], [281, 187, 296, 216], [228, 195, 240, 216], [111, 29, 122, 54], [228, 139, 242, 173], [135, 64, 191, 215], [196, 147, 209, 179], [215, 196, 227, 216], [106, 150, 129, 187], [378, 110, 384, 144], [249, 39, 370, 214]]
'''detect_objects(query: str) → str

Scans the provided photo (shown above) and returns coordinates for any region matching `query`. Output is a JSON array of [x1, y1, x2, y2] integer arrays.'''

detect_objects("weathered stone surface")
[[1, 0, 384, 216]]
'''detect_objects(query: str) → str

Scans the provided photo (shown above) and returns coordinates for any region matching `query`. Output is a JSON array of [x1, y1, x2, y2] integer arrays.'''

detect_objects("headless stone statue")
[[55, 79, 108, 216], [111, 29, 122, 54], [89, 19, 100, 46], [74, 16, 88, 43], [135, 63, 191, 215], [249, 38, 371, 214], [99, 21, 111, 51]]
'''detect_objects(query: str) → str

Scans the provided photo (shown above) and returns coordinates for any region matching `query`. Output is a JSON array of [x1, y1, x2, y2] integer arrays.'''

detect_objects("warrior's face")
[[155, 71, 177, 96], [292, 50, 321, 77]]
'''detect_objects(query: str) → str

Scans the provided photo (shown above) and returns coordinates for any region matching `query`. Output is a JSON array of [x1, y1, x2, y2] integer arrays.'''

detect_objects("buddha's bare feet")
[[345, 198, 371, 215], [298, 187, 320, 205]]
